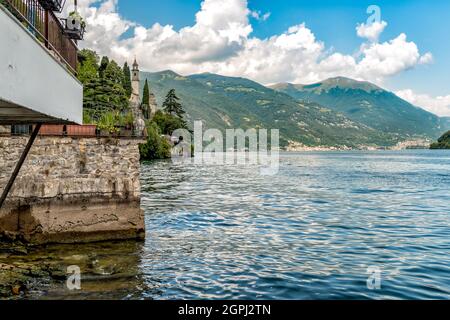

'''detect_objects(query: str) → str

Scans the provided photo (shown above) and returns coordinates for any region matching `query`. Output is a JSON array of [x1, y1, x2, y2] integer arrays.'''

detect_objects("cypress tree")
[[142, 79, 150, 119], [162, 89, 185, 119], [122, 62, 132, 97], [142, 80, 149, 105], [98, 56, 109, 79]]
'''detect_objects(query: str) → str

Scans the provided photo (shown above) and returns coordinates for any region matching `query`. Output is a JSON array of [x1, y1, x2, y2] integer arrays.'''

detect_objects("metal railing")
[[1, 0, 78, 75], [38, 0, 65, 12], [8, 125, 147, 138]]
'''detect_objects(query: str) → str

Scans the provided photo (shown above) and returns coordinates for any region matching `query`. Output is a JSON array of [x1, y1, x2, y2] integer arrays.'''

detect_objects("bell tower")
[[131, 58, 140, 97], [129, 57, 145, 135]]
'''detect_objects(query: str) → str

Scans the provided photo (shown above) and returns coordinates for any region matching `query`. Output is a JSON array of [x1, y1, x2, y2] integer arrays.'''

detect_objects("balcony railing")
[[38, 0, 65, 12], [7, 125, 147, 138], [1, 0, 78, 75]]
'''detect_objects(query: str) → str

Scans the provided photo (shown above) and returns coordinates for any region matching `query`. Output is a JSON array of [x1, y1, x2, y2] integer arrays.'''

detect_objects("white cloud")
[[251, 10, 271, 21], [396, 89, 450, 117], [419, 52, 433, 64], [353, 34, 434, 84], [71, 0, 134, 57], [356, 21, 387, 42], [71, 0, 435, 87]]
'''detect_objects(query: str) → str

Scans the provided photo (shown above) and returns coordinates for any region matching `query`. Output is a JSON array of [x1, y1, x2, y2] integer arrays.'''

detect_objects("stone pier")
[[0, 136, 145, 244]]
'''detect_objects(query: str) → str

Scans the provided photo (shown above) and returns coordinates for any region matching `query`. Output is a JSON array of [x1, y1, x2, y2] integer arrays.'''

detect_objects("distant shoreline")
[[283, 148, 432, 152], [285, 139, 432, 152]]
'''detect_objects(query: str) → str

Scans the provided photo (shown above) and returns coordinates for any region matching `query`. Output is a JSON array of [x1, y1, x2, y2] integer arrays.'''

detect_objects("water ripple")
[[4, 151, 448, 300], [140, 150, 450, 300]]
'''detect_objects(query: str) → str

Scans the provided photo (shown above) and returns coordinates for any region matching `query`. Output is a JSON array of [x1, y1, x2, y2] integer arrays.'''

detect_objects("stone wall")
[[0, 136, 145, 244], [0, 126, 10, 135]]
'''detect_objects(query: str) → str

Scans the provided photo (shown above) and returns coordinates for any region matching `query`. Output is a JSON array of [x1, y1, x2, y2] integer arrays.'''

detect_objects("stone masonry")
[[0, 136, 145, 244]]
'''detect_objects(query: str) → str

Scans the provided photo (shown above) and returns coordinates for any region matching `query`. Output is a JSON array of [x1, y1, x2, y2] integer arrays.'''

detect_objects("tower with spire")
[[131, 58, 140, 98], [128, 57, 158, 129], [129, 58, 145, 135]]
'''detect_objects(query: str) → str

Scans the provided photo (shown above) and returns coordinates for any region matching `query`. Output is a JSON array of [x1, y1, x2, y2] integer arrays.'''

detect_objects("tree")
[[139, 110, 190, 160], [77, 49, 98, 84], [95, 60, 128, 116], [430, 130, 450, 149], [139, 122, 171, 160], [104, 60, 123, 84], [142, 79, 150, 106], [77, 50, 129, 122], [152, 110, 187, 135], [141, 79, 150, 119], [122, 62, 132, 97], [77, 50, 100, 123], [162, 89, 185, 119], [98, 56, 109, 79]]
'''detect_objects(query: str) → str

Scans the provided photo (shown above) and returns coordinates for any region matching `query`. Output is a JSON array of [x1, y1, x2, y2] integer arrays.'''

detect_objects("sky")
[[67, 0, 450, 117]]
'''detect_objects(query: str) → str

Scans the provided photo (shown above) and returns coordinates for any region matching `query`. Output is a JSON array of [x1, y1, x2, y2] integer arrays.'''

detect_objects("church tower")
[[129, 58, 145, 135], [129, 58, 141, 109], [128, 57, 158, 124], [131, 58, 140, 97]]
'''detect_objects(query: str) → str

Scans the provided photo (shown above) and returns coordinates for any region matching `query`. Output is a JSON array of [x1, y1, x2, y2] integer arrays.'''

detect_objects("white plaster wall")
[[0, 6, 82, 124]]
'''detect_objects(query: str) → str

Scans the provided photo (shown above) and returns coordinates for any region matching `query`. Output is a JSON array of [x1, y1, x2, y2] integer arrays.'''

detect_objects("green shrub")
[[152, 110, 188, 135], [117, 111, 134, 128], [83, 110, 95, 125], [97, 111, 120, 134], [139, 122, 171, 160]]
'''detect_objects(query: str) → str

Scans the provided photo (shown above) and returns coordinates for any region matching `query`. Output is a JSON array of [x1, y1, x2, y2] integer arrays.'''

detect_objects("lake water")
[[3, 151, 450, 299]]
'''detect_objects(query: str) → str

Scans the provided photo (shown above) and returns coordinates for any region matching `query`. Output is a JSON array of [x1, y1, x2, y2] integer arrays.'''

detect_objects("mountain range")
[[270, 77, 447, 139], [140, 71, 449, 148]]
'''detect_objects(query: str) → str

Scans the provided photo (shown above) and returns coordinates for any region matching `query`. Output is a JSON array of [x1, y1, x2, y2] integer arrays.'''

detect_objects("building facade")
[[0, 1, 83, 125], [129, 58, 158, 129]]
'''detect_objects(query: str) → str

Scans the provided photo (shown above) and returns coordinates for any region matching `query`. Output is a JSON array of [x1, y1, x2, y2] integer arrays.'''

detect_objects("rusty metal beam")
[[0, 124, 41, 209]]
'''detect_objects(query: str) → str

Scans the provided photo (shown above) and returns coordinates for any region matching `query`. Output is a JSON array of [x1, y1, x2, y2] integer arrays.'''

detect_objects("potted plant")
[[62, 7, 86, 40], [68, 11, 86, 29], [97, 111, 120, 136], [118, 112, 134, 137]]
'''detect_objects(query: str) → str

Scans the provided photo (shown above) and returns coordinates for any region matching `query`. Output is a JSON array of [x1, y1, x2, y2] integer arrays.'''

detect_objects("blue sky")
[[79, 0, 450, 116], [115, 0, 449, 96]]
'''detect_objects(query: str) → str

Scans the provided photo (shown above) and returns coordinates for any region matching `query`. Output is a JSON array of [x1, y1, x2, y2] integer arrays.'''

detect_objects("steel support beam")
[[0, 124, 41, 209]]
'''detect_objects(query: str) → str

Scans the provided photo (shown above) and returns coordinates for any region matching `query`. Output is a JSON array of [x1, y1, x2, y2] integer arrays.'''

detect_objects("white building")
[[0, 1, 83, 125], [0, 0, 84, 207]]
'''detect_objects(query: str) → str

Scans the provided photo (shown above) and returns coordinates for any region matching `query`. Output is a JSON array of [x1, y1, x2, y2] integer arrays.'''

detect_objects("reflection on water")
[[2, 151, 450, 299]]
